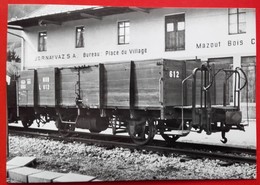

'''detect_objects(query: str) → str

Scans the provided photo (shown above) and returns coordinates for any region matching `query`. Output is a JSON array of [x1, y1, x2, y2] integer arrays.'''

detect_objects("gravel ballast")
[[7, 135, 256, 181]]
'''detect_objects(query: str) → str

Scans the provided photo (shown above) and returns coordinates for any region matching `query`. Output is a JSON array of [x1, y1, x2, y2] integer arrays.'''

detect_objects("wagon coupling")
[[221, 131, 227, 144]]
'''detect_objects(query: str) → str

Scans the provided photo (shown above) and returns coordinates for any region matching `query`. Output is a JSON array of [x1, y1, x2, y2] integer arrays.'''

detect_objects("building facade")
[[8, 5, 256, 118]]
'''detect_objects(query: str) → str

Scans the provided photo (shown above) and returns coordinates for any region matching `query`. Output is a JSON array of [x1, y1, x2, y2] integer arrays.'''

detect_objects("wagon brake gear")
[[55, 116, 76, 137], [111, 116, 127, 135], [55, 110, 78, 136], [35, 114, 51, 127]]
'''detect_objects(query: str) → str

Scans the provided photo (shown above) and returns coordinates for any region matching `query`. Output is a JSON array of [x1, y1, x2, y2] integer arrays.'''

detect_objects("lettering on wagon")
[[169, 71, 180, 78], [39, 84, 50, 91], [39, 77, 50, 91], [20, 80, 26, 89]]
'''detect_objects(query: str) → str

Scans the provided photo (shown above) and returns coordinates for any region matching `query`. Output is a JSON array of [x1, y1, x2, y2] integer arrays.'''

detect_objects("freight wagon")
[[7, 58, 248, 145]]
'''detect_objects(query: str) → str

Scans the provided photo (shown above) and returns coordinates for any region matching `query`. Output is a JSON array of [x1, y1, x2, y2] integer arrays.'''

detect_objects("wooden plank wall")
[[163, 60, 185, 106], [30, 58, 236, 110], [59, 68, 78, 107], [133, 59, 162, 108], [37, 68, 56, 107], [80, 66, 99, 108], [103, 62, 131, 108], [18, 70, 35, 106]]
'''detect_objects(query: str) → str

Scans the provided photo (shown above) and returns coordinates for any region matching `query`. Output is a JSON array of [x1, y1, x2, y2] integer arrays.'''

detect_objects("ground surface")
[[7, 133, 256, 181]]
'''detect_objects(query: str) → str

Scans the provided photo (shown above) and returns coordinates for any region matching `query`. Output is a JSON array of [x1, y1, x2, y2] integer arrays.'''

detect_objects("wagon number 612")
[[169, 70, 180, 78]]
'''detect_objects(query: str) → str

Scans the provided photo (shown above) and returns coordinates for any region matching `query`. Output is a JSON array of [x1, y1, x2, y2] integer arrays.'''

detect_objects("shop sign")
[[196, 38, 255, 49]]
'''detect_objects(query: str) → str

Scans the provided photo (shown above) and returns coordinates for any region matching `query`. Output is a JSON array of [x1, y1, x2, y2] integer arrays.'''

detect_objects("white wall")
[[22, 8, 256, 69]]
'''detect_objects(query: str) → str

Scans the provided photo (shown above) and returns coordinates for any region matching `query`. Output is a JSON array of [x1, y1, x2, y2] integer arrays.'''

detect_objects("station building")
[[8, 5, 256, 118]]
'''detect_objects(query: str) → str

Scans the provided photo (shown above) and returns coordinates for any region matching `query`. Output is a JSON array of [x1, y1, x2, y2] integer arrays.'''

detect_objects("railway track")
[[8, 126, 256, 164]]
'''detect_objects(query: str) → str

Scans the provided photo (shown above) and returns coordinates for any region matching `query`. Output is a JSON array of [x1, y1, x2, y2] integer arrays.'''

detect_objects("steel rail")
[[8, 126, 256, 164]]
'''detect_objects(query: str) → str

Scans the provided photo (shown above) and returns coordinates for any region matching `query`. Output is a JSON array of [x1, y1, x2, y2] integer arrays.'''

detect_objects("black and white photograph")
[[6, 4, 256, 183]]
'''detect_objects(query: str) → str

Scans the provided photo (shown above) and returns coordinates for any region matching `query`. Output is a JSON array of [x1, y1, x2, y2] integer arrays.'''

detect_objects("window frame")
[[118, 20, 130, 45], [75, 26, 85, 48], [228, 8, 246, 35], [165, 13, 185, 52], [38, 31, 47, 52]]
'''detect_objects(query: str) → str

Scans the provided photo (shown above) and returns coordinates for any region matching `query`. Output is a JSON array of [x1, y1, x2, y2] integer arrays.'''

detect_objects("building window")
[[38, 31, 47, 52], [118, 21, 130, 45], [76, 26, 85, 48], [165, 14, 185, 51], [228, 8, 246, 34]]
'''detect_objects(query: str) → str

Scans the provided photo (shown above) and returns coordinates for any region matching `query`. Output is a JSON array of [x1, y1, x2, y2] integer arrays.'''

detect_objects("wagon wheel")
[[55, 117, 75, 136], [20, 115, 33, 129], [128, 119, 156, 145], [159, 119, 191, 144], [89, 129, 101, 133], [21, 119, 33, 129]]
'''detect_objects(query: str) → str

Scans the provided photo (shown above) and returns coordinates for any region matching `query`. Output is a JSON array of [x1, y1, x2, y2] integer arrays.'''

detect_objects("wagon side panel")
[[163, 60, 185, 106], [36, 68, 56, 107], [80, 66, 100, 108], [103, 62, 131, 108], [18, 70, 35, 107], [133, 59, 162, 108], [58, 68, 78, 107]]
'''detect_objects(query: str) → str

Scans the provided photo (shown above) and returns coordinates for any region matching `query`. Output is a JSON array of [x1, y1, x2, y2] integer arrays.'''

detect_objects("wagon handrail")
[[235, 67, 248, 91], [201, 64, 214, 91], [181, 73, 193, 132]]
